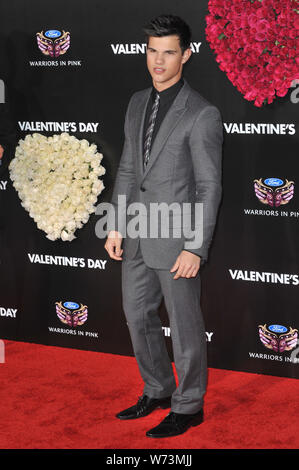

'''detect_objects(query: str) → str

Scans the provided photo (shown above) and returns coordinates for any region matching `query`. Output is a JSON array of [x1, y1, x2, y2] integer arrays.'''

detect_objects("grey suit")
[[109, 79, 223, 413]]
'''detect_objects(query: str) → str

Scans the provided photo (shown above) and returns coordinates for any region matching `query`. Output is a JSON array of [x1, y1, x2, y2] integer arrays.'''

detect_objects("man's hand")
[[0, 145, 4, 160], [104, 231, 123, 261], [170, 250, 201, 279]]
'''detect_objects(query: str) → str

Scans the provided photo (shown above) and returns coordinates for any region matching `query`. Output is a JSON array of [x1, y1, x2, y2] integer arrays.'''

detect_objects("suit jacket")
[[108, 79, 223, 269]]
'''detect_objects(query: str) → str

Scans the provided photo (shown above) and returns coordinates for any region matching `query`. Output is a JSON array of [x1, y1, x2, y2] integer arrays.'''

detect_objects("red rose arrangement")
[[206, 0, 299, 106]]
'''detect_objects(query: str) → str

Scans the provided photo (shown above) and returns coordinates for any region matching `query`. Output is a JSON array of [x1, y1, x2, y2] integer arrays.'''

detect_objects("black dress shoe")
[[146, 409, 204, 438], [116, 395, 172, 420]]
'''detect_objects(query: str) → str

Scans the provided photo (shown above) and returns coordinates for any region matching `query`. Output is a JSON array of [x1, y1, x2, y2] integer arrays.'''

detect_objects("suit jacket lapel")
[[139, 79, 191, 182]]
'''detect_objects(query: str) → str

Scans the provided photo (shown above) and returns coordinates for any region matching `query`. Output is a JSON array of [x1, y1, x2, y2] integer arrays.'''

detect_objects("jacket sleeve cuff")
[[182, 248, 207, 264]]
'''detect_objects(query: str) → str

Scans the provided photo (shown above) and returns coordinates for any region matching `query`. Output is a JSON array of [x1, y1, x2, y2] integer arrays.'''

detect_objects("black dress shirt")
[[142, 77, 184, 149]]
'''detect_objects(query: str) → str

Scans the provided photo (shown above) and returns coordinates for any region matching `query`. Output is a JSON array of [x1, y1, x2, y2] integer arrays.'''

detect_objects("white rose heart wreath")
[[9, 132, 106, 241]]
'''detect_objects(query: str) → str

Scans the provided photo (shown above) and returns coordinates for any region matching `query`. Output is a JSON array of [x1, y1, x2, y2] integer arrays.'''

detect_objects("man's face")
[[146, 35, 191, 91]]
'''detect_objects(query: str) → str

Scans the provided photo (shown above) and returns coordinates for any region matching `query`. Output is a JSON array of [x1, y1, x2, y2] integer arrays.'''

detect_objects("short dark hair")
[[143, 14, 192, 52]]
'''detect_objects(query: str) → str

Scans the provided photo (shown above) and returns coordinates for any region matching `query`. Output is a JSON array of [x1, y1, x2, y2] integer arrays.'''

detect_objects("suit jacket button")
[[140, 186, 145, 192]]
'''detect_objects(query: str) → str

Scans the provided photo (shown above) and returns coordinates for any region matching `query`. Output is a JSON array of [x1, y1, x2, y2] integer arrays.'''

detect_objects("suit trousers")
[[121, 243, 207, 414]]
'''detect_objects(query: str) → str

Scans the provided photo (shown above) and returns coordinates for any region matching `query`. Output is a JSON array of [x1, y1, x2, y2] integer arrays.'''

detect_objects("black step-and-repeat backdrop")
[[0, 0, 298, 378]]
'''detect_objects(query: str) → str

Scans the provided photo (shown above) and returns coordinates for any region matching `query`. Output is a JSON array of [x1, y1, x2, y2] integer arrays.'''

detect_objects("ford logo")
[[45, 30, 62, 39], [264, 178, 284, 187], [268, 324, 288, 334], [63, 301, 80, 310]]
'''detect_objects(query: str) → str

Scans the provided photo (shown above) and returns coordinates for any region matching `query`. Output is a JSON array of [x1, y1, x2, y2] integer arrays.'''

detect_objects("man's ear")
[[182, 48, 192, 64]]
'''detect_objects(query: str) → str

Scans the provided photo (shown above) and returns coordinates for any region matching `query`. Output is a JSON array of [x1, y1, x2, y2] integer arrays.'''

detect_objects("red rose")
[[294, 16, 299, 30], [256, 19, 271, 33]]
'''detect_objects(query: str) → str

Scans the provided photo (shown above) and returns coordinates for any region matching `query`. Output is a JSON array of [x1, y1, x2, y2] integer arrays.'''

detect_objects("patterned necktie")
[[143, 92, 160, 169]]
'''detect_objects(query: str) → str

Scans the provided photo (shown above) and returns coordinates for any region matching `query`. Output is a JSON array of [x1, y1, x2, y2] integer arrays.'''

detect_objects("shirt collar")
[[152, 77, 184, 103]]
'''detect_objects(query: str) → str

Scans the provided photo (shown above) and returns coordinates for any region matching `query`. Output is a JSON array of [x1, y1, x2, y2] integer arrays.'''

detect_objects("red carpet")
[[0, 340, 298, 449]]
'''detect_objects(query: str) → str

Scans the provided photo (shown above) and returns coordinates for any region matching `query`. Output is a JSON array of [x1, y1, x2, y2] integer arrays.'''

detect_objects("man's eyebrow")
[[147, 47, 178, 53]]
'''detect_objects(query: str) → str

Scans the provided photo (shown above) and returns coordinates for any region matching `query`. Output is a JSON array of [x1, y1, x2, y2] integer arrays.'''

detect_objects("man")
[[105, 14, 223, 438]]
